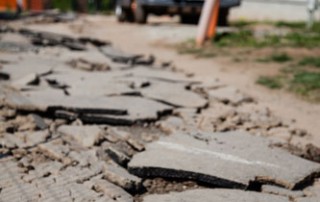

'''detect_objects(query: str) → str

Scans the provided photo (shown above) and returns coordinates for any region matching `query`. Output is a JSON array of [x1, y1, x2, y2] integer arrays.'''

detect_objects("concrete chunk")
[[129, 132, 320, 189], [58, 125, 103, 147], [143, 189, 290, 202], [103, 162, 142, 192], [208, 86, 253, 105]]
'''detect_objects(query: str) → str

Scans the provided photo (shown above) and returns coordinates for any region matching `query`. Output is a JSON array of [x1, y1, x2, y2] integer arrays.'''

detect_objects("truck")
[[115, 0, 241, 24]]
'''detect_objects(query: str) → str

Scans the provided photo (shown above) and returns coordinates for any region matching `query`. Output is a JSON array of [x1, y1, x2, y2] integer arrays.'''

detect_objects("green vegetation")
[[211, 20, 320, 48], [298, 57, 320, 68], [230, 20, 257, 28], [291, 71, 320, 93], [52, 0, 73, 12], [177, 20, 320, 102], [258, 53, 292, 63], [275, 21, 306, 29], [213, 30, 320, 48], [275, 21, 320, 32], [257, 76, 283, 89], [52, 0, 113, 13]]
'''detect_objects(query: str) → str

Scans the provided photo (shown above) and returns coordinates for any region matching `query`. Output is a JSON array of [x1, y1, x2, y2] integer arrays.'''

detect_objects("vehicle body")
[[0, 0, 25, 12], [115, 0, 241, 24]]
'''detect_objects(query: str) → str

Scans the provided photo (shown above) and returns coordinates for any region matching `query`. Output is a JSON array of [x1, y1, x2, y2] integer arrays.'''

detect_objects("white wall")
[[230, 0, 320, 21]]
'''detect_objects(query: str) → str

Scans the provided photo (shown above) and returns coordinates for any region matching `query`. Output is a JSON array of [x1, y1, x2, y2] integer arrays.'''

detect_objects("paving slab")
[[140, 81, 207, 108], [0, 158, 25, 189], [58, 125, 103, 147], [261, 185, 305, 198], [99, 46, 142, 64], [1, 55, 61, 80], [296, 197, 320, 202], [0, 130, 49, 149], [5, 90, 172, 124], [142, 189, 290, 202], [102, 162, 142, 192], [89, 178, 134, 202], [129, 131, 320, 189], [208, 86, 253, 105]]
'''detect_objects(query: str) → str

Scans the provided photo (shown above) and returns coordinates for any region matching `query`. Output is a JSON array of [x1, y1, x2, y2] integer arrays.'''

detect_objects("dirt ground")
[[19, 14, 320, 147]]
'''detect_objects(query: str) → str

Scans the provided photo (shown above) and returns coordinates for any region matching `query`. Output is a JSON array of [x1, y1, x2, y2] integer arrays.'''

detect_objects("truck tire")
[[180, 14, 200, 24], [134, 2, 148, 24], [115, 3, 134, 22], [218, 8, 230, 26]]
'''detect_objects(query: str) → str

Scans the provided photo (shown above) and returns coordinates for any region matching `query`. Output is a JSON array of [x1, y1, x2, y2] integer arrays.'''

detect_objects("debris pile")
[[0, 22, 319, 202]]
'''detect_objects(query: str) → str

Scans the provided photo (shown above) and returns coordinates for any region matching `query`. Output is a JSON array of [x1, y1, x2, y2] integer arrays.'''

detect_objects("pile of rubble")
[[0, 24, 320, 202]]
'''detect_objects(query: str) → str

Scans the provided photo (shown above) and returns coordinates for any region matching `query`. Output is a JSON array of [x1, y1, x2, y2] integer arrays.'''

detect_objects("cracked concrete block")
[[143, 189, 290, 202], [0, 130, 49, 149], [296, 197, 320, 202], [6, 90, 172, 125], [208, 86, 253, 105], [0, 182, 41, 202], [129, 131, 320, 189], [58, 125, 103, 147], [30, 114, 48, 130], [99, 46, 142, 64], [0, 159, 25, 189], [68, 149, 99, 167], [91, 179, 133, 202], [23, 161, 63, 182], [1, 55, 59, 80], [105, 146, 131, 166], [261, 185, 304, 198], [126, 138, 145, 152], [158, 116, 185, 134], [102, 162, 142, 192], [67, 183, 104, 202], [11, 73, 39, 90], [38, 139, 70, 163], [140, 81, 207, 108]]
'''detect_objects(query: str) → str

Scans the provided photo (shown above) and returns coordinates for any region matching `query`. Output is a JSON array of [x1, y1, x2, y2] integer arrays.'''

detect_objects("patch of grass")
[[258, 53, 292, 63], [52, 0, 73, 12], [299, 57, 320, 68], [177, 40, 217, 58], [257, 76, 283, 89], [275, 21, 320, 32], [291, 71, 320, 93], [213, 27, 320, 48], [230, 20, 257, 28], [275, 21, 306, 29]]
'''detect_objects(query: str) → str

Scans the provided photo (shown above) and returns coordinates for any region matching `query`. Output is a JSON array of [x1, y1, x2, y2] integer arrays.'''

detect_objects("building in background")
[[230, 0, 318, 21]]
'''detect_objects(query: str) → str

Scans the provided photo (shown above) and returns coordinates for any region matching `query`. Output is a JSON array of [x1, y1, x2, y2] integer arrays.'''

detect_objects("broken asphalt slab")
[[128, 131, 320, 189], [142, 189, 291, 202]]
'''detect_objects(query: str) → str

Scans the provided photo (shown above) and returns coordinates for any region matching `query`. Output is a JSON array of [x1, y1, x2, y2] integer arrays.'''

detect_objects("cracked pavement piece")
[[103, 162, 142, 192], [139, 80, 207, 108], [129, 131, 320, 189], [208, 86, 254, 105], [86, 178, 134, 202], [5, 91, 173, 125], [58, 125, 103, 147], [142, 189, 291, 202], [0, 130, 49, 149], [261, 185, 305, 198]]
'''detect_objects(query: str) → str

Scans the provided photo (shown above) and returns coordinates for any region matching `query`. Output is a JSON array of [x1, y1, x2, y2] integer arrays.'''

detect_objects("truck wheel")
[[134, 2, 148, 24], [180, 14, 199, 24], [218, 8, 230, 26], [115, 3, 134, 22]]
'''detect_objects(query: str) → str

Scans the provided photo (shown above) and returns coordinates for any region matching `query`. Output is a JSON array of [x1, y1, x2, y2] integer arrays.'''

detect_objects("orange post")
[[196, 0, 220, 46], [206, 0, 220, 39]]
